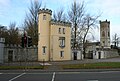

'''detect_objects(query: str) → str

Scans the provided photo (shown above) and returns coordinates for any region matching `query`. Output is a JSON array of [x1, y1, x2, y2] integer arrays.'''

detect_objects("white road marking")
[[9, 73, 26, 81], [0, 73, 2, 74], [52, 72, 55, 81]]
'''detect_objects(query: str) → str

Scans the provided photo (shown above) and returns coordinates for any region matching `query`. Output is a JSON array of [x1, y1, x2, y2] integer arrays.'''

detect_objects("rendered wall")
[[38, 10, 51, 61], [50, 24, 71, 61]]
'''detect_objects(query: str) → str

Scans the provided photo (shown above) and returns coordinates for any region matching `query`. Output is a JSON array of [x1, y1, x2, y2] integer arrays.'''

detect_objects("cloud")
[[0, 0, 11, 7], [87, 0, 120, 16], [0, 0, 11, 17]]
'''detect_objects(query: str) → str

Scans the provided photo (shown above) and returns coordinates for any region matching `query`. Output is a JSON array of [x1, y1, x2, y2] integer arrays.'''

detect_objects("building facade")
[[100, 20, 110, 48], [38, 8, 71, 61]]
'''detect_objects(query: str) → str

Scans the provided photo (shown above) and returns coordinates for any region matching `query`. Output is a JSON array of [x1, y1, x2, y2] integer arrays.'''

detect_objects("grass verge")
[[62, 62, 120, 69], [0, 66, 45, 70]]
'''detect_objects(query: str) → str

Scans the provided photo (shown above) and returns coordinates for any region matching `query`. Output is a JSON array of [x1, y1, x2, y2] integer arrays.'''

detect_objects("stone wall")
[[4, 44, 38, 62], [103, 49, 119, 58], [93, 49, 119, 59], [0, 43, 4, 63], [0, 38, 5, 63]]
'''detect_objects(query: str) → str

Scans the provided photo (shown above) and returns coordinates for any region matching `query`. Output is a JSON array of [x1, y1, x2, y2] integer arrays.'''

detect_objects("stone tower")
[[100, 20, 110, 48], [38, 8, 52, 61]]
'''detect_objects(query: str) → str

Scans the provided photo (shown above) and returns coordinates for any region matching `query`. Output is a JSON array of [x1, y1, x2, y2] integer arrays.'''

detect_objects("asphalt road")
[[0, 71, 120, 81]]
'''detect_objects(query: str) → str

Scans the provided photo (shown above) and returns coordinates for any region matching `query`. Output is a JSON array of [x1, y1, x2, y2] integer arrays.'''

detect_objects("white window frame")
[[59, 37, 65, 48]]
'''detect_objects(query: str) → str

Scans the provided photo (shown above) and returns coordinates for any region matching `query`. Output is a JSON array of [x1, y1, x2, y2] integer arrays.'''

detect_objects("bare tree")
[[68, 1, 101, 59], [24, 0, 42, 45], [68, 1, 85, 47], [112, 33, 120, 48], [7, 22, 20, 44], [81, 14, 100, 58], [53, 8, 67, 21]]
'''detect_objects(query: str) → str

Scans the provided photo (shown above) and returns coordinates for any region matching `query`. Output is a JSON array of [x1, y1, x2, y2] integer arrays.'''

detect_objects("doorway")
[[98, 52, 101, 59], [74, 52, 77, 60], [8, 50, 13, 62], [89, 51, 93, 59]]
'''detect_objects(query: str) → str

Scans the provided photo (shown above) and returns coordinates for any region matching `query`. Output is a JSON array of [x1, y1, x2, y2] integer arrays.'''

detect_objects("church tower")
[[38, 8, 52, 61], [100, 20, 110, 48]]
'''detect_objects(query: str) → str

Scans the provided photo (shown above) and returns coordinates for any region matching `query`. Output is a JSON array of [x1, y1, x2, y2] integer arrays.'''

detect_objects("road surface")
[[0, 71, 120, 81]]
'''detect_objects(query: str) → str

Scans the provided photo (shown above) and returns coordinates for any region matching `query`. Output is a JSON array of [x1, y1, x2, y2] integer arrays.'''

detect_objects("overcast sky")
[[0, 0, 120, 41]]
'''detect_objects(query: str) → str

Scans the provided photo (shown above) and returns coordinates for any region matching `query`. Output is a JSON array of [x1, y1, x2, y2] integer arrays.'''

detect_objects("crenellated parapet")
[[99, 19, 110, 24], [38, 8, 52, 15], [51, 19, 71, 27], [4, 44, 38, 48]]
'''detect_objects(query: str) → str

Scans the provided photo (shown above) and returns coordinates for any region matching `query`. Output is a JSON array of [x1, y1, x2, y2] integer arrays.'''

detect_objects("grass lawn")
[[62, 62, 120, 69], [0, 66, 45, 70]]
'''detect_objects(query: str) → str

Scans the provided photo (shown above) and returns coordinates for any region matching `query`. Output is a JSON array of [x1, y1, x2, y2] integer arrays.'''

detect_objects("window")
[[42, 46, 46, 54], [63, 28, 65, 34], [103, 41, 105, 44], [102, 31, 105, 37], [59, 28, 61, 34], [60, 51, 64, 58], [59, 37, 65, 48], [43, 15, 46, 20], [108, 32, 110, 37]]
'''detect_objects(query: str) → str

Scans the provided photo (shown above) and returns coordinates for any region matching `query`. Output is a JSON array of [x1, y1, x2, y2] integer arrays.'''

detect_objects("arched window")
[[102, 31, 105, 37], [43, 15, 46, 20]]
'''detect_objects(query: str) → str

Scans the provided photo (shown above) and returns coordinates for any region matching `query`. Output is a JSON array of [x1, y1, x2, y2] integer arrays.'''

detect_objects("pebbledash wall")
[[3, 44, 38, 62]]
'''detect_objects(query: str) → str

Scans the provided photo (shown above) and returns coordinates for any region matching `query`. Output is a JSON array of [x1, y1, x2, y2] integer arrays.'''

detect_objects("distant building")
[[38, 8, 71, 61], [84, 20, 119, 59], [100, 20, 110, 48], [85, 41, 119, 59]]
